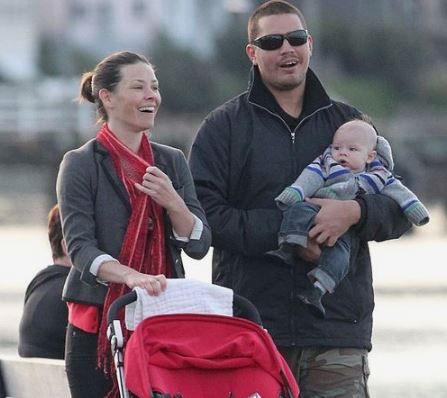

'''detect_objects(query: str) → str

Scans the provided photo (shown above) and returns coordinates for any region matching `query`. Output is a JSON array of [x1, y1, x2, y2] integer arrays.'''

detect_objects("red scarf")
[[96, 124, 169, 396]]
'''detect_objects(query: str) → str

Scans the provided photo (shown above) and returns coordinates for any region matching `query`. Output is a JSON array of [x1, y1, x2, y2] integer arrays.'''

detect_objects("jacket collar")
[[247, 66, 332, 119], [94, 140, 131, 210]]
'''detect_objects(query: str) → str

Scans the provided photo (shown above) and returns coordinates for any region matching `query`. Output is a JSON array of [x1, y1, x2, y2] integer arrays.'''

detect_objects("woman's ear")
[[98, 88, 111, 106]]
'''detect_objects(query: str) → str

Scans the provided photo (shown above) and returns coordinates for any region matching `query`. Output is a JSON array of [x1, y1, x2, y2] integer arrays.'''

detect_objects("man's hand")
[[306, 198, 361, 247]]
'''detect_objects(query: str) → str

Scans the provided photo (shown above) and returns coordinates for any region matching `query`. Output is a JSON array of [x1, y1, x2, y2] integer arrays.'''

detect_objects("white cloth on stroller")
[[125, 279, 234, 331]]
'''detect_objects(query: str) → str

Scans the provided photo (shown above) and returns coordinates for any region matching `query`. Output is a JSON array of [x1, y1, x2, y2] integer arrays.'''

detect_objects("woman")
[[56, 51, 211, 398]]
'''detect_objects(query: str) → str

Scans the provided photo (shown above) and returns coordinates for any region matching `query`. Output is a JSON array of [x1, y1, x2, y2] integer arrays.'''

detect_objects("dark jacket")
[[189, 67, 410, 349], [57, 138, 211, 306], [18, 264, 70, 359]]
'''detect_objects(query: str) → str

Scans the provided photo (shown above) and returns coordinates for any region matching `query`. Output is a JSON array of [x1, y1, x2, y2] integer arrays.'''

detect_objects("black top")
[[18, 264, 70, 360]]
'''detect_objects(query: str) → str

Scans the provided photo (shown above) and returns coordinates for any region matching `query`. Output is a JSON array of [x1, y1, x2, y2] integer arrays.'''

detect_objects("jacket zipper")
[[250, 102, 333, 144], [250, 103, 295, 143], [250, 100, 333, 345]]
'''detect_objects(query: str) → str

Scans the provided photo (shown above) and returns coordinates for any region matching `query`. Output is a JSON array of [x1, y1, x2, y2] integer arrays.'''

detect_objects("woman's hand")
[[123, 269, 167, 296], [135, 166, 195, 238], [135, 166, 181, 212], [97, 260, 167, 296]]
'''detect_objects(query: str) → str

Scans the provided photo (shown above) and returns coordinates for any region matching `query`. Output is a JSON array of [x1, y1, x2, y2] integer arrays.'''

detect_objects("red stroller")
[[107, 279, 299, 398]]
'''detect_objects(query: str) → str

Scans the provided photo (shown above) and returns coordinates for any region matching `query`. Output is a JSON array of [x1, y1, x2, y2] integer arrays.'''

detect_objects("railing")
[[0, 82, 96, 140]]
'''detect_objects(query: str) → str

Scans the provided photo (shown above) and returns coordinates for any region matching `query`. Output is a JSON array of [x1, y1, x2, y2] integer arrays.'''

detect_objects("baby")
[[269, 117, 429, 316]]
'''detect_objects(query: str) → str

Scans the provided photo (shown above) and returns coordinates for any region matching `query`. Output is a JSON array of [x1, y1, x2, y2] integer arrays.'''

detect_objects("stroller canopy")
[[124, 313, 299, 398]]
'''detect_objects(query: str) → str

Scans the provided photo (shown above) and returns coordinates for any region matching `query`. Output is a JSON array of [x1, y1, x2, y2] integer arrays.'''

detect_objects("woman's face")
[[103, 62, 161, 133]]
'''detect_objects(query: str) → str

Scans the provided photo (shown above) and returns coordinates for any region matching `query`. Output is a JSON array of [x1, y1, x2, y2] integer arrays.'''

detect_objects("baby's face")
[[331, 121, 377, 173]]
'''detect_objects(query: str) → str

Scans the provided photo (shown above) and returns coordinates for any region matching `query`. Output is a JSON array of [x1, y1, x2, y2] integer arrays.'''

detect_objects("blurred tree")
[[213, 15, 251, 97], [38, 37, 99, 77], [418, 68, 447, 110], [318, 19, 433, 105], [150, 33, 220, 113], [214, 16, 247, 74], [38, 37, 61, 76]]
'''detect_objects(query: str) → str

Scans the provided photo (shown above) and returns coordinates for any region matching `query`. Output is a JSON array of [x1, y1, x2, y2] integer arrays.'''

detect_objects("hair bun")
[[79, 72, 95, 103]]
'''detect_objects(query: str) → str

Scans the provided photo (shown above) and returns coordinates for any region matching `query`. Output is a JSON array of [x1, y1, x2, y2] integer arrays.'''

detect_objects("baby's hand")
[[295, 239, 321, 263]]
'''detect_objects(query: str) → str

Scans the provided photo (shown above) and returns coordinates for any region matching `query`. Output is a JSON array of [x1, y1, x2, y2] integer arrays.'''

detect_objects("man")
[[189, 1, 411, 396], [18, 204, 71, 360]]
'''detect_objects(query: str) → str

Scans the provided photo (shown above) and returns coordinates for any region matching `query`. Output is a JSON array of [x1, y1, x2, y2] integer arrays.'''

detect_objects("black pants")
[[65, 323, 112, 398]]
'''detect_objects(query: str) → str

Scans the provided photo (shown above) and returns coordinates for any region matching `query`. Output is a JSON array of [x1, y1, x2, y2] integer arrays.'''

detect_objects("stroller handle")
[[233, 294, 262, 325], [106, 289, 263, 327], [107, 290, 138, 325]]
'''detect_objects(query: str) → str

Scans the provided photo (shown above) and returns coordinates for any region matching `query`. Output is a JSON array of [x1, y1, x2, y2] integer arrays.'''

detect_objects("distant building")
[[0, 0, 254, 137], [0, 0, 254, 81], [3, 0, 446, 81], [36, 0, 252, 60], [0, 0, 38, 80]]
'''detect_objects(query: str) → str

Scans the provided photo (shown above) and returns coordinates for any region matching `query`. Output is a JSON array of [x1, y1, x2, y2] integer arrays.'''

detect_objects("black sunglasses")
[[253, 29, 309, 51]]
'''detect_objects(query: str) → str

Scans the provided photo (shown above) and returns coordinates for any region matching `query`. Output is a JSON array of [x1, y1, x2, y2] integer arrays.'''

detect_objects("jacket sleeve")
[[171, 150, 212, 259], [56, 149, 106, 286], [275, 155, 325, 209], [380, 178, 430, 226], [353, 132, 412, 241], [354, 193, 412, 242], [189, 116, 282, 257]]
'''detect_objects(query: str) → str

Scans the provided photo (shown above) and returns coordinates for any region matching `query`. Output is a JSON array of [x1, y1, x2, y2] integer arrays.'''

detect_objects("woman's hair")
[[48, 204, 64, 260], [248, 0, 307, 43], [79, 51, 152, 123]]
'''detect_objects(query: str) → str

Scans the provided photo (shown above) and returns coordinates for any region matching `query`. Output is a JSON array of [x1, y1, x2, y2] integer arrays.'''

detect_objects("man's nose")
[[280, 38, 295, 52]]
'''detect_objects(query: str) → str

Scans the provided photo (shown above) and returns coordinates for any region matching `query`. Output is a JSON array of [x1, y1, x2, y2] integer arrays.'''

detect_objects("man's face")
[[246, 13, 312, 94]]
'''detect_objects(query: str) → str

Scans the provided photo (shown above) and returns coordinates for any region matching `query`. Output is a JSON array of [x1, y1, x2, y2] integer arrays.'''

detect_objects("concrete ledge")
[[0, 355, 70, 398]]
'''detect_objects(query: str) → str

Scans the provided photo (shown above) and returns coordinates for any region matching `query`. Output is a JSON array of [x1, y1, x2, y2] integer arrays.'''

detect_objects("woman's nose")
[[144, 89, 154, 99]]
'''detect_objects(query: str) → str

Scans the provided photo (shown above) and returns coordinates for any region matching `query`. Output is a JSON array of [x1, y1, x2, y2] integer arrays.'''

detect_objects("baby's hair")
[[345, 114, 378, 149], [346, 113, 374, 127]]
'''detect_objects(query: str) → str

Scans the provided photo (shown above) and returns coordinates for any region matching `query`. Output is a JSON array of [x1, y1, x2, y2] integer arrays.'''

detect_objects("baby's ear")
[[367, 150, 377, 164]]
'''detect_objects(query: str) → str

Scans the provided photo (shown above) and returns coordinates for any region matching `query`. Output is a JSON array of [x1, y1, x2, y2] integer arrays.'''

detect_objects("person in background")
[[270, 117, 429, 316], [18, 204, 71, 360], [57, 51, 211, 398], [189, 1, 410, 396]]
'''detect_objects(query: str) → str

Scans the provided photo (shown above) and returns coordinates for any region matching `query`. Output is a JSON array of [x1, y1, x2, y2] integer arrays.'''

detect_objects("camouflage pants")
[[278, 346, 370, 398]]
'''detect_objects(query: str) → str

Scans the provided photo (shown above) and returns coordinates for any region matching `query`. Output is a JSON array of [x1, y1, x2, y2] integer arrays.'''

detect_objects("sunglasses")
[[253, 29, 309, 51]]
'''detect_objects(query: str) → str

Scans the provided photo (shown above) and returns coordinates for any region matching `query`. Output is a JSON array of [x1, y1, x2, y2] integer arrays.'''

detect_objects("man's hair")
[[48, 204, 64, 260], [248, 0, 307, 43]]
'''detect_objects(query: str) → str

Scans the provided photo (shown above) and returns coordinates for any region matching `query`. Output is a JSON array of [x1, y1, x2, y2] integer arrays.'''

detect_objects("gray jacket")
[[57, 138, 211, 306]]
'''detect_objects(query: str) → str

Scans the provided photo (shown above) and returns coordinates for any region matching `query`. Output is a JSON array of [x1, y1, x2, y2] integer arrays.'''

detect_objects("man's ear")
[[307, 34, 313, 57], [246, 44, 257, 66], [61, 239, 69, 257]]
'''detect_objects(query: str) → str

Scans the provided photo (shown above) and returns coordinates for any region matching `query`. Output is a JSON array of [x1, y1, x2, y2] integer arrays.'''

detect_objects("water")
[[1, 215, 446, 397]]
